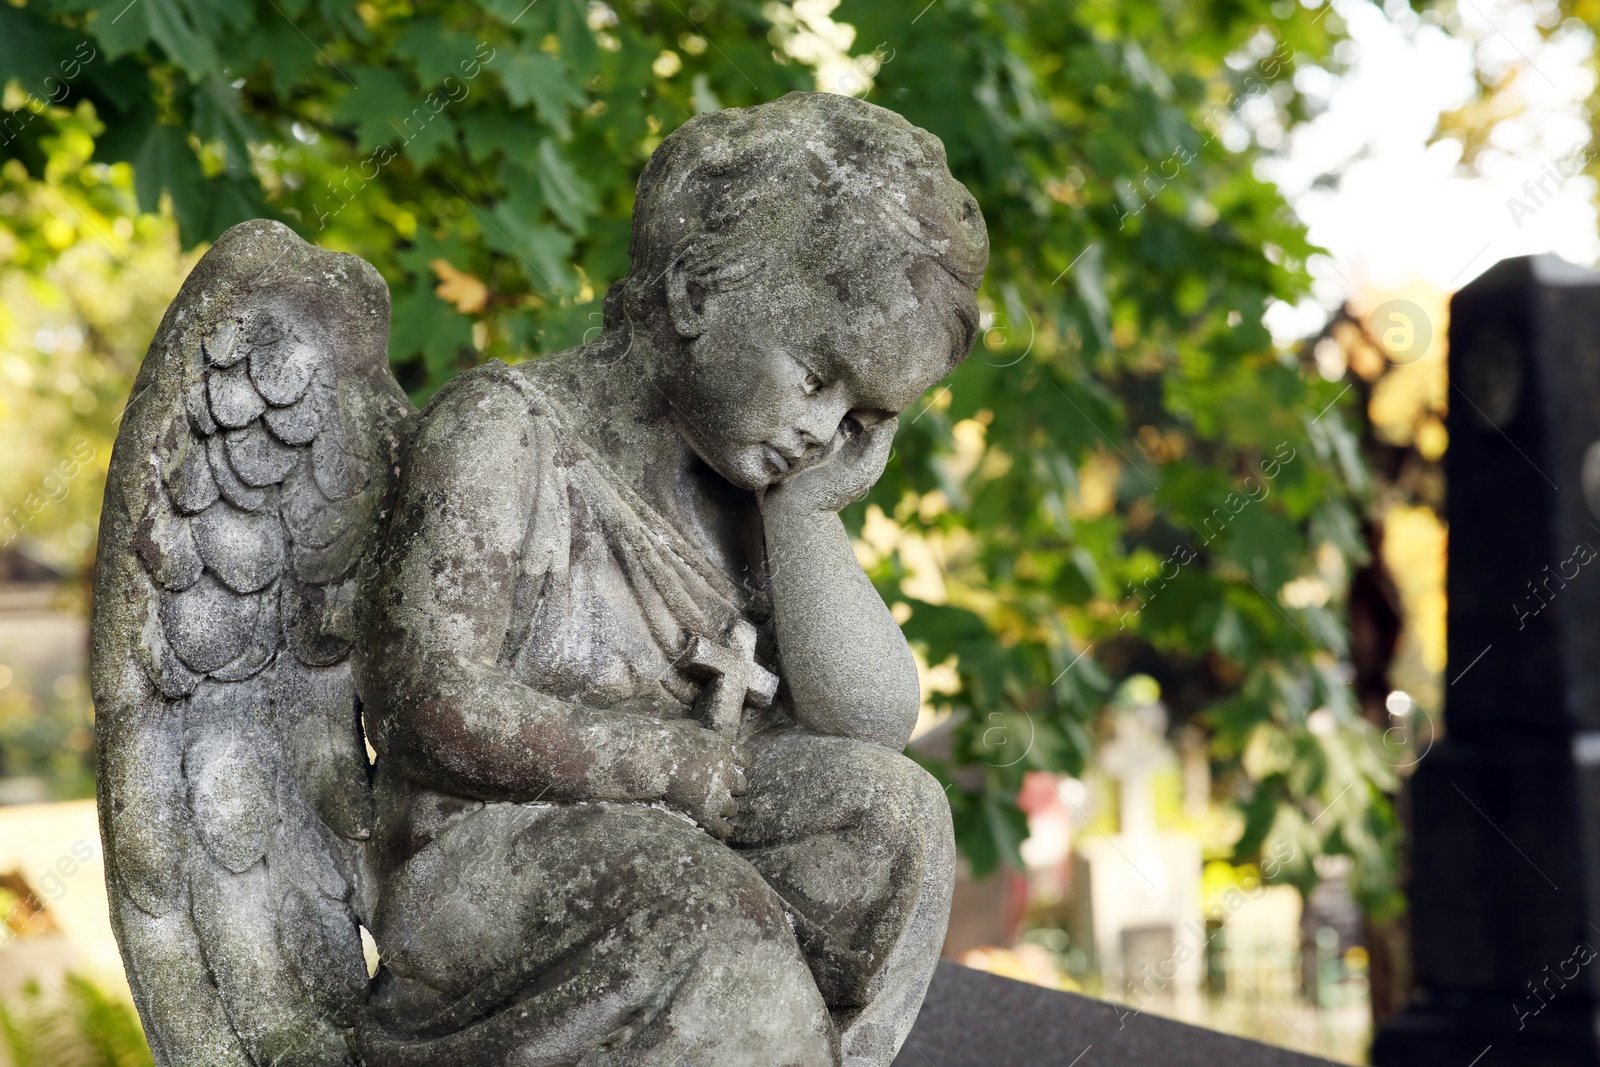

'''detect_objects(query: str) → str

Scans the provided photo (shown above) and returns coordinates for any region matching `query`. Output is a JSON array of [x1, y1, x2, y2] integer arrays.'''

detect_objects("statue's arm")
[[363, 376, 737, 812], [761, 423, 922, 750]]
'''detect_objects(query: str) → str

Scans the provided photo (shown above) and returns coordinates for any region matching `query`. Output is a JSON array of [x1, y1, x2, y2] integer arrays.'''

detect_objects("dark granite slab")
[[1375, 254, 1600, 1067], [895, 962, 1333, 1066]]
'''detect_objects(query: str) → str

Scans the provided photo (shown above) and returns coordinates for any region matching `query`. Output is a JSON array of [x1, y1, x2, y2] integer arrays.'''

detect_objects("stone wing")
[[91, 220, 415, 1066]]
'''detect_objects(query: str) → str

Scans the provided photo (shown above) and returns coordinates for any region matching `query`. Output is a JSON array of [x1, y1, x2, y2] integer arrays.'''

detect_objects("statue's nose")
[[794, 394, 851, 448]]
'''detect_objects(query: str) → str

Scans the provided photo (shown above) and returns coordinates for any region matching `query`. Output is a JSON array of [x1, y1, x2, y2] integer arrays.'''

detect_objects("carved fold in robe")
[[358, 363, 953, 1067], [495, 365, 774, 718]]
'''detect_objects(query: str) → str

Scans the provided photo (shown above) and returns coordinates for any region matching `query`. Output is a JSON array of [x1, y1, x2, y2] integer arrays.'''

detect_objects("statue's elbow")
[[850, 710, 918, 751], [793, 674, 920, 751], [873, 690, 921, 751]]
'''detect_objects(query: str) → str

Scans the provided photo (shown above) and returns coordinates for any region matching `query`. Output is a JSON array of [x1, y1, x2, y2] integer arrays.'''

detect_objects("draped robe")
[[356, 362, 954, 1067]]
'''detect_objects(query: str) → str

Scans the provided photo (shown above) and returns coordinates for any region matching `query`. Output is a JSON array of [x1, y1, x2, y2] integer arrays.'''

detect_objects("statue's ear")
[[665, 259, 709, 339]]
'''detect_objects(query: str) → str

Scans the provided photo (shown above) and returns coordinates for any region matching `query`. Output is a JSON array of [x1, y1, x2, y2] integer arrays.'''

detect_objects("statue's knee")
[[854, 752, 955, 858], [667, 854, 794, 946], [903, 759, 951, 818]]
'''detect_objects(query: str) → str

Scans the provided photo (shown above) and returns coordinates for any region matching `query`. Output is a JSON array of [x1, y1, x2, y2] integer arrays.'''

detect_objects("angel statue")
[[91, 91, 988, 1067]]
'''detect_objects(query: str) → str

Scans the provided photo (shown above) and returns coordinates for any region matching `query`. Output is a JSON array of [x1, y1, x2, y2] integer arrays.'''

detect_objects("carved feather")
[[160, 572, 260, 673], [277, 885, 370, 1024], [282, 453, 347, 548], [311, 428, 370, 501], [138, 608, 203, 699], [209, 586, 279, 683], [274, 658, 374, 842], [205, 433, 267, 511], [134, 504, 203, 592], [203, 318, 245, 368], [165, 438, 220, 515], [185, 380, 218, 437], [191, 501, 284, 594], [249, 330, 317, 406], [207, 361, 265, 429], [283, 578, 355, 666], [98, 693, 186, 915], [183, 689, 274, 874], [264, 386, 321, 445], [225, 421, 299, 486], [188, 861, 357, 1067]]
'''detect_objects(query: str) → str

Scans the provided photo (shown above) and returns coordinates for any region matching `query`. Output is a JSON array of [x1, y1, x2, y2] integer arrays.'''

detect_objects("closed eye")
[[847, 408, 894, 429]]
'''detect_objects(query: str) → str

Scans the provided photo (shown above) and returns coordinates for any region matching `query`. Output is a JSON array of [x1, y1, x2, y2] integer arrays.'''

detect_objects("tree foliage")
[[0, 0, 1400, 911], [0, 973, 154, 1067]]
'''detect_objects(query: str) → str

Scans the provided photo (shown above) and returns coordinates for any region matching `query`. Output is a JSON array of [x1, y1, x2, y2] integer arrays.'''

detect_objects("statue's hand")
[[660, 719, 748, 839], [764, 417, 897, 515]]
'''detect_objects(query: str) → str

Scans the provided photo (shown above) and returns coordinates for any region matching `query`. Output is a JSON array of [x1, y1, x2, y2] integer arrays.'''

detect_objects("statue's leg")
[[732, 730, 957, 1067], [359, 801, 836, 1067]]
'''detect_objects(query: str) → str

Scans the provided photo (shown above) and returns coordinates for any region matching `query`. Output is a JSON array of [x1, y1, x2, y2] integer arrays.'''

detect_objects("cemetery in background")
[[0, 0, 1594, 1064]]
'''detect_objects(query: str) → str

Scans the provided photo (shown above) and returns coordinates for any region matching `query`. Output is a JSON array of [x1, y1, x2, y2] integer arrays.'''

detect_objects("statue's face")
[[662, 258, 971, 491]]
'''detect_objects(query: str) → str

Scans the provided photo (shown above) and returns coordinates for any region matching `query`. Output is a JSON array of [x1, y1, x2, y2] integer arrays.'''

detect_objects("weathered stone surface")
[[94, 92, 988, 1066]]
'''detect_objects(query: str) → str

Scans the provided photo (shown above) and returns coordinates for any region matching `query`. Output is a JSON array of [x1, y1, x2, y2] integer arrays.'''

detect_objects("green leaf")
[[202, 174, 267, 238], [487, 181, 575, 294], [332, 65, 413, 151], [458, 108, 528, 164], [498, 50, 584, 137], [949, 786, 1000, 879], [146, 0, 220, 79], [981, 791, 1029, 874], [132, 124, 206, 240], [77, 0, 154, 61], [1070, 240, 1111, 345], [395, 18, 485, 86], [90, 84, 157, 164], [1219, 503, 1299, 590], [552, 0, 599, 80], [241, 19, 319, 98], [533, 140, 595, 231], [0, 8, 85, 94], [391, 278, 475, 389], [388, 98, 457, 166], [483, 0, 543, 23], [316, 0, 369, 43], [191, 73, 253, 174]]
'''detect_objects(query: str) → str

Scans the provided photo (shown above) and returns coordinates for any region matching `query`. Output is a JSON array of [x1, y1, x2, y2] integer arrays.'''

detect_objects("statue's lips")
[[762, 444, 791, 475]]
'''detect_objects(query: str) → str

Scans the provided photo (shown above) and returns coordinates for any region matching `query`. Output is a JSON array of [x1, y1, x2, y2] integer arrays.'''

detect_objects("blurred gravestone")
[[896, 962, 1325, 1065], [1067, 702, 1204, 1004], [1374, 254, 1600, 1066]]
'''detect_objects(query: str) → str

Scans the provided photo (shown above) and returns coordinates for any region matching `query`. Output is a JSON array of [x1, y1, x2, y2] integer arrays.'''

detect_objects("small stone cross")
[[682, 618, 779, 737]]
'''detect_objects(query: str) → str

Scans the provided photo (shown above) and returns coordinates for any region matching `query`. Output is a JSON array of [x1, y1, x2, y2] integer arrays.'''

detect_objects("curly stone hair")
[[602, 92, 989, 363]]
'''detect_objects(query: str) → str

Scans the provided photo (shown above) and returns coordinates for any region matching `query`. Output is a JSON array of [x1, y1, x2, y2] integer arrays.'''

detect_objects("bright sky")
[[1263, 0, 1598, 341]]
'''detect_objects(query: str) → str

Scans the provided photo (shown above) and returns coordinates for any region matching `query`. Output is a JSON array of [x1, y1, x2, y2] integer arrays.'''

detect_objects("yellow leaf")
[[430, 258, 488, 314]]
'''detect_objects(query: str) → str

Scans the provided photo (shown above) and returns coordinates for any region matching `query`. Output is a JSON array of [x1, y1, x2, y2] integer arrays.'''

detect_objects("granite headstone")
[[1374, 254, 1600, 1066]]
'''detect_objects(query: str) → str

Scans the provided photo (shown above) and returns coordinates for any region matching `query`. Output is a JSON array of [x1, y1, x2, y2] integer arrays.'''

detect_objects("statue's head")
[[605, 92, 989, 490]]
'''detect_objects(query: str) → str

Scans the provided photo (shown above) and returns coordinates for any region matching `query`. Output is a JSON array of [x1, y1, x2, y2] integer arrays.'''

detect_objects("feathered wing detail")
[[92, 220, 415, 1066]]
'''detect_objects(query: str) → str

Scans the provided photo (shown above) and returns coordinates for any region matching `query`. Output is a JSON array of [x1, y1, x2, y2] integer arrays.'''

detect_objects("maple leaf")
[[430, 258, 489, 314]]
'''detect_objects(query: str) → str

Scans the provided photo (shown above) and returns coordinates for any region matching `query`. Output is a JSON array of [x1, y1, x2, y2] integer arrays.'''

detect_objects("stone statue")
[[91, 92, 988, 1066]]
